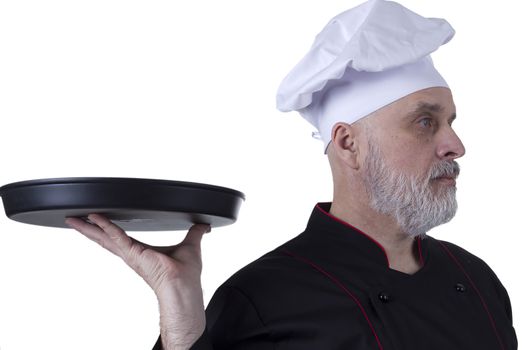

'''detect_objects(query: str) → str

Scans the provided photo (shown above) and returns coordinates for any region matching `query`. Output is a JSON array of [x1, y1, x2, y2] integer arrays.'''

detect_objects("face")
[[361, 87, 465, 237]]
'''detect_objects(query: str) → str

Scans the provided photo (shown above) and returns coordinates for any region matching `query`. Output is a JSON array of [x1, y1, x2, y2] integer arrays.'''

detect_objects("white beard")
[[363, 141, 460, 238]]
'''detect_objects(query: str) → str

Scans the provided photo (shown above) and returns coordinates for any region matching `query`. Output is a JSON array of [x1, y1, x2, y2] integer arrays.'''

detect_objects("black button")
[[378, 292, 390, 303], [455, 283, 466, 293]]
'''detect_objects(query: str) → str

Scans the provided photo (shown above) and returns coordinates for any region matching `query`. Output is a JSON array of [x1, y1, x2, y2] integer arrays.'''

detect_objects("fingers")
[[65, 216, 115, 253], [65, 215, 211, 259], [65, 214, 133, 257], [87, 214, 133, 250]]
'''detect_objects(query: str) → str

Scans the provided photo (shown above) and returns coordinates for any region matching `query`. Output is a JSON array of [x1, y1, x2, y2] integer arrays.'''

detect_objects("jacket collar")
[[297, 203, 427, 270]]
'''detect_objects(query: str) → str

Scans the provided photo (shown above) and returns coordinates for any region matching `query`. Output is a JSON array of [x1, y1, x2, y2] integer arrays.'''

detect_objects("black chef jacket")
[[153, 203, 517, 350]]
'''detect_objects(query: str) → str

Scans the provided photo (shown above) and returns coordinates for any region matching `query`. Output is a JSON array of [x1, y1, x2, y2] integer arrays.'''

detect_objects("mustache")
[[429, 161, 460, 180]]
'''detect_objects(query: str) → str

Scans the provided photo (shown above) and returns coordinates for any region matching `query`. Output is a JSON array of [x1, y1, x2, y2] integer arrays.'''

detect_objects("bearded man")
[[66, 0, 517, 349]]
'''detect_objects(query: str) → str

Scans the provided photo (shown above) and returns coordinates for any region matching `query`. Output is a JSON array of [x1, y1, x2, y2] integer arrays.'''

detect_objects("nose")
[[436, 126, 466, 160]]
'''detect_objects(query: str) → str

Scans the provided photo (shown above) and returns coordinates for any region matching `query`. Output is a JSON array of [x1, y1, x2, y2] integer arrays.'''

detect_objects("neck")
[[330, 197, 422, 275]]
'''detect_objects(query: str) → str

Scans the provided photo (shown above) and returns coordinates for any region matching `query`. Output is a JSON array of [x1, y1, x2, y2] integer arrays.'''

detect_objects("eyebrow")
[[405, 102, 456, 122]]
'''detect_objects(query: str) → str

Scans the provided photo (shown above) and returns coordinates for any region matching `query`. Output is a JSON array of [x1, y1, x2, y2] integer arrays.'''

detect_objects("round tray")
[[0, 177, 245, 231]]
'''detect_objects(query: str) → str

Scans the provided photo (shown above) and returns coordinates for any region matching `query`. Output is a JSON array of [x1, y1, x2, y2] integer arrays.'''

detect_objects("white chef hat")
[[276, 0, 455, 151]]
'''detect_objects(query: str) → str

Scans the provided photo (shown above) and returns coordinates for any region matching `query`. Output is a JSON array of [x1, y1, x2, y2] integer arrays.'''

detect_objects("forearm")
[[154, 329, 212, 350], [157, 283, 206, 350]]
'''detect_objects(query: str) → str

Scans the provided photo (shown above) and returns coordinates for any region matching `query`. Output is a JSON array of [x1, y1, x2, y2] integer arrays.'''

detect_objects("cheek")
[[373, 129, 436, 173], [384, 139, 434, 175]]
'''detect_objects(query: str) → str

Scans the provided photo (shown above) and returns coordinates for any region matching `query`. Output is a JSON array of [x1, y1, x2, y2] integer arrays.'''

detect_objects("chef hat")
[[276, 0, 455, 151]]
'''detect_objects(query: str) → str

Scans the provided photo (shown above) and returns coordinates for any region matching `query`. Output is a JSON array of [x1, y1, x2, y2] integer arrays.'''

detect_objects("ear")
[[331, 122, 361, 170]]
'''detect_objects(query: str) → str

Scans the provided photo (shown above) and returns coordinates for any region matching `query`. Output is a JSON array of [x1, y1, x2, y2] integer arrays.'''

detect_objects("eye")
[[417, 117, 433, 129]]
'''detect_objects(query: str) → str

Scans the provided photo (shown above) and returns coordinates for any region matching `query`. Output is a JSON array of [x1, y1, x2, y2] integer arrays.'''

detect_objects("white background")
[[0, 1, 522, 348]]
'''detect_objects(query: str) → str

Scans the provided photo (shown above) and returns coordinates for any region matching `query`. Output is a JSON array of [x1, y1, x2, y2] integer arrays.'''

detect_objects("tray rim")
[[0, 177, 246, 200]]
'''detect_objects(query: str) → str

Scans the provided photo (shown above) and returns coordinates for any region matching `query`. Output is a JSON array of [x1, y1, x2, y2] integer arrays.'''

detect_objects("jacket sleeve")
[[152, 285, 273, 350], [201, 284, 274, 349]]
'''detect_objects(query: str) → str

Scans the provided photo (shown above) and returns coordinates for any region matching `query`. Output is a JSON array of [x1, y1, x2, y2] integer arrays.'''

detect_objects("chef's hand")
[[65, 214, 210, 350]]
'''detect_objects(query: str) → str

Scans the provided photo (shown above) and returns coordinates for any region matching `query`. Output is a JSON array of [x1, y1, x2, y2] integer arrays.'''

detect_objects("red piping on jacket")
[[282, 249, 384, 350], [417, 238, 424, 265], [315, 203, 391, 266], [438, 241, 506, 350]]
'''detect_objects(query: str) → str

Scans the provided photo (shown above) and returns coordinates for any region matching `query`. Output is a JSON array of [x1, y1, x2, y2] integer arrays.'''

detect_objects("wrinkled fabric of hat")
[[276, 0, 454, 151]]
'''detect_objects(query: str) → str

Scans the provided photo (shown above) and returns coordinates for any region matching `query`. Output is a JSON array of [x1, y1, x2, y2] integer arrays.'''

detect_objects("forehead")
[[402, 87, 455, 113], [368, 87, 455, 123]]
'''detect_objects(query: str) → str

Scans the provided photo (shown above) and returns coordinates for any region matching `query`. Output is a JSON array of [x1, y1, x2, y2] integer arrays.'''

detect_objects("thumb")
[[182, 224, 211, 247]]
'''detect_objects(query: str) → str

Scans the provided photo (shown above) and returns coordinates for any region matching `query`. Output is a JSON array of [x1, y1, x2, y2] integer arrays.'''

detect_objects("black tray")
[[0, 177, 245, 231]]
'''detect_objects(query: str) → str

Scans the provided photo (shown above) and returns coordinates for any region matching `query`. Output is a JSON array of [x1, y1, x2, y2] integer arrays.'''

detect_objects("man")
[[67, 0, 517, 349]]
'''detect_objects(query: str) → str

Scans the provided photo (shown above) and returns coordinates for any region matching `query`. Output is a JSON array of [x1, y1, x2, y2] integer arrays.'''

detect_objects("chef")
[[66, 0, 518, 349]]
